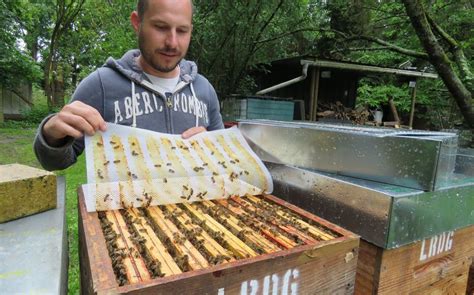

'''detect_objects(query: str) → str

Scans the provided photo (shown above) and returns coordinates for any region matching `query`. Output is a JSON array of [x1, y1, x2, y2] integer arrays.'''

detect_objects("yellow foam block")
[[0, 164, 57, 223]]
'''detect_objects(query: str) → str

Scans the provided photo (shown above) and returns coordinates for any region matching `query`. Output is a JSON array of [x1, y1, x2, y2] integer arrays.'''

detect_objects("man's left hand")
[[181, 126, 206, 139]]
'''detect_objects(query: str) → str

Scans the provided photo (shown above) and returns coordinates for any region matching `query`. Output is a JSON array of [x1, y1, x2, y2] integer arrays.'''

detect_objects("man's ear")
[[130, 11, 140, 33]]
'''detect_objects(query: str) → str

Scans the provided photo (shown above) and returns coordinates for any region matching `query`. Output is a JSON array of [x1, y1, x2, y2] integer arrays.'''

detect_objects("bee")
[[169, 169, 175, 173], [211, 151, 215, 155], [110, 140, 116, 145], [203, 163, 208, 166], [104, 160, 110, 165], [230, 160, 236, 164], [154, 164, 161, 168], [166, 163, 172, 166], [113, 145, 120, 149], [103, 194, 110, 202], [212, 172, 218, 176], [96, 142, 103, 146], [114, 160, 121, 164], [244, 170, 249, 175], [180, 196, 187, 200], [235, 159, 240, 163], [211, 176, 215, 183], [131, 142, 136, 146], [171, 146, 176, 150], [183, 185, 189, 190], [163, 178, 168, 183], [132, 150, 139, 156]]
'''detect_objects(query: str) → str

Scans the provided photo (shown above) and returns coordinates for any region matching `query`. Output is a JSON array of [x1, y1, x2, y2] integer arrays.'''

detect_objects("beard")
[[138, 32, 183, 73]]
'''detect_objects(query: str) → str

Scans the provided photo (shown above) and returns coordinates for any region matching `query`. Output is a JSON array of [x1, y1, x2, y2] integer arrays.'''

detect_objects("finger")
[[57, 111, 96, 136], [182, 126, 206, 139], [65, 102, 106, 132], [45, 116, 84, 139], [56, 121, 84, 139]]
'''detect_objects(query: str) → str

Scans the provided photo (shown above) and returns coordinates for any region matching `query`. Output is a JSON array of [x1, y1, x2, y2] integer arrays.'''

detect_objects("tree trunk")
[[401, 0, 474, 142]]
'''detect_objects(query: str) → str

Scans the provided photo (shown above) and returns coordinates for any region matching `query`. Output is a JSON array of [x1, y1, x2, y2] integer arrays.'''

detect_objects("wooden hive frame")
[[79, 189, 359, 294]]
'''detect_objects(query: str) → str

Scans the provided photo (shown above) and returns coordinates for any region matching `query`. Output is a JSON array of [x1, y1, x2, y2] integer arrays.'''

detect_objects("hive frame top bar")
[[238, 120, 458, 191]]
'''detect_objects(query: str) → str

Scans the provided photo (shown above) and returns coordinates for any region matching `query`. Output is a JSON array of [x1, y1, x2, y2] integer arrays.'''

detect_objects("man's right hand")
[[42, 101, 107, 147]]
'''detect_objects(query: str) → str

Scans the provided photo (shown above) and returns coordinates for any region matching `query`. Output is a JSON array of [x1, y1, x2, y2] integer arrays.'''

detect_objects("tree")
[[43, 0, 85, 109], [318, 0, 472, 143], [0, 0, 41, 89], [190, 0, 325, 95], [401, 0, 473, 132]]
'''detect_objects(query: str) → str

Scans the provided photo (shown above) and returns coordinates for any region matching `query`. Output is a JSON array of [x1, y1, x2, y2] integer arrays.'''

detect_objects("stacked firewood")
[[317, 102, 370, 125]]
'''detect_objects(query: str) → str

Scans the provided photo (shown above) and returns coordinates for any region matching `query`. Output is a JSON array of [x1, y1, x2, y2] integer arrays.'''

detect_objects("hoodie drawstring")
[[131, 81, 137, 128], [190, 83, 199, 127]]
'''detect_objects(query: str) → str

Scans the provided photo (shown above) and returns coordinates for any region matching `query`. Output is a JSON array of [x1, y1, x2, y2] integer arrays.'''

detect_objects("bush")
[[21, 104, 59, 124]]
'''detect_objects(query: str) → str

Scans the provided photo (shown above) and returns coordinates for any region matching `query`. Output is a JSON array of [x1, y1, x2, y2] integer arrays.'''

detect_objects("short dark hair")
[[137, 0, 194, 20]]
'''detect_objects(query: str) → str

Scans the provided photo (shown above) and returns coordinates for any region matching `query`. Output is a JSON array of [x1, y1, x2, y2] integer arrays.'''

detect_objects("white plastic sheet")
[[83, 123, 273, 212]]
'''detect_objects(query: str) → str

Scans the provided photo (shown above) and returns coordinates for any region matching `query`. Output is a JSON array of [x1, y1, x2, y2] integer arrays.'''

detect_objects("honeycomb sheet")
[[83, 123, 273, 212]]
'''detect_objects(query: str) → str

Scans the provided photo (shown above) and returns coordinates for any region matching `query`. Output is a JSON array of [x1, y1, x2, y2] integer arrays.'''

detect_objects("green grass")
[[0, 125, 84, 294]]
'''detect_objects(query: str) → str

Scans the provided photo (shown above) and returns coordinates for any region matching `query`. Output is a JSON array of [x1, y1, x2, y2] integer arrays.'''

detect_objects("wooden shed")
[[0, 84, 33, 122], [253, 56, 438, 121]]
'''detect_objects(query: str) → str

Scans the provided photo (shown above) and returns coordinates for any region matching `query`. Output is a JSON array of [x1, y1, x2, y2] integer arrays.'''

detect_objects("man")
[[34, 0, 224, 171]]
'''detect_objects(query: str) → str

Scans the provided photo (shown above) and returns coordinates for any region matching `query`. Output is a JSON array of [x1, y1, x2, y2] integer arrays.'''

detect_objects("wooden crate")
[[355, 225, 474, 294], [79, 190, 359, 294]]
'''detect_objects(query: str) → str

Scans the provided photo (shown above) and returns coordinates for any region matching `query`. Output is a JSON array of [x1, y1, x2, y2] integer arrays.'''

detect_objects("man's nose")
[[165, 30, 178, 48]]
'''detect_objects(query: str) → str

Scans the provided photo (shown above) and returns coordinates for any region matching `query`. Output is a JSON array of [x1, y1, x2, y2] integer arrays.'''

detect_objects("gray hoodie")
[[34, 49, 224, 171]]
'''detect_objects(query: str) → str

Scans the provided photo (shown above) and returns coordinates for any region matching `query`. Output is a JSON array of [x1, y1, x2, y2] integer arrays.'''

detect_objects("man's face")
[[133, 0, 193, 76]]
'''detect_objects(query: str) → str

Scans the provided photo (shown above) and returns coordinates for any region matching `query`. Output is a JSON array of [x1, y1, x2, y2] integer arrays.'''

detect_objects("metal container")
[[239, 120, 458, 191], [268, 162, 474, 249]]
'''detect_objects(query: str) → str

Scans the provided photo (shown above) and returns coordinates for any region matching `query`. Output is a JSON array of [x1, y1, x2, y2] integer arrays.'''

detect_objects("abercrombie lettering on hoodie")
[[34, 49, 224, 171]]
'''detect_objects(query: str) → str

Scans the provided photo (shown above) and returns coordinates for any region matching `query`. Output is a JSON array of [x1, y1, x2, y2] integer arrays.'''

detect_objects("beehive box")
[[79, 190, 359, 294], [0, 164, 56, 223], [355, 225, 474, 294]]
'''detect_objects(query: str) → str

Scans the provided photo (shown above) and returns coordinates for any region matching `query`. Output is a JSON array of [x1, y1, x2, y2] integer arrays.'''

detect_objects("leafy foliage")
[[0, 0, 42, 88]]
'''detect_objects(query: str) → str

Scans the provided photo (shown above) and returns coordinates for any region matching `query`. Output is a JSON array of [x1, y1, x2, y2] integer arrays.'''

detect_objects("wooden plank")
[[106, 211, 151, 283], [246, 194, 334, 241], [201, 200, 281, 254], [217, 199, 297, 249], [158, 204, 234, 264], [182, 202, 258, 258], [231, 197, 318, 245], [145, 206, 210, 270], [411, 271, 469, 295], [78, 188, 117, 293], [355, 225, 474, 294], [127, 209, 182, 276], [117, 237, 359, 295]]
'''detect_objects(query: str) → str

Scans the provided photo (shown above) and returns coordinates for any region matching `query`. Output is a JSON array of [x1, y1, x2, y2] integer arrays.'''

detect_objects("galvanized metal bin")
[[239, 120, 458, 191]]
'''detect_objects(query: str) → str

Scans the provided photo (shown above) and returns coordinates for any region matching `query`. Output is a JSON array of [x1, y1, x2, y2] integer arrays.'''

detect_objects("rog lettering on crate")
[[419, 231, 454, 261], [217, 268, 300, 295]]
